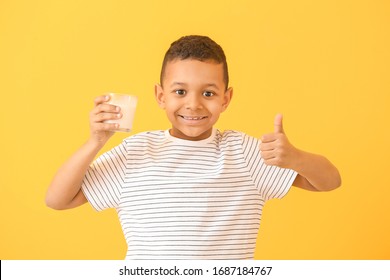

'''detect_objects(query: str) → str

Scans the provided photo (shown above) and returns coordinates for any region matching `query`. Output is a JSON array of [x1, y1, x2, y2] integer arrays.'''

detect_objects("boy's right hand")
[[89, 95, 121, 145]]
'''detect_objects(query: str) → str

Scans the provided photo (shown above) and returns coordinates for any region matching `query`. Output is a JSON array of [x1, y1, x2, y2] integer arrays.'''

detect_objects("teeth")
[[182, 116, 206, 120]]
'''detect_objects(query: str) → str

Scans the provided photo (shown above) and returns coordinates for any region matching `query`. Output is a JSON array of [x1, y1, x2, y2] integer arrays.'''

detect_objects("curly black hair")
[[160, 35, 229, 89]]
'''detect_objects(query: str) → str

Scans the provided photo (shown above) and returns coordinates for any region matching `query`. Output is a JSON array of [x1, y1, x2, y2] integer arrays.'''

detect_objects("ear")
[[154, 84, 166, 109], [221, 87, 233, 112]]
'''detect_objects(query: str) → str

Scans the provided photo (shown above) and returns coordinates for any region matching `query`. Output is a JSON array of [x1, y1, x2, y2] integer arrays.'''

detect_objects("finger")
[[94, 95, 110, 106], [92, 103, 121, 115], [259, 141, 276, 152], [261, 133, 278, 143], [92, 122, 119, 132], [263, 157, 280, 167], [260, 150, 275, 161], [93, 112, 122, 123], [274, 113, 284, 134]]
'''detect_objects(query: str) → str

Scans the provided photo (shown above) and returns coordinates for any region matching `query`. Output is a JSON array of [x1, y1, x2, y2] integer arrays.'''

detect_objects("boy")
[[46, 35, 341, 260]]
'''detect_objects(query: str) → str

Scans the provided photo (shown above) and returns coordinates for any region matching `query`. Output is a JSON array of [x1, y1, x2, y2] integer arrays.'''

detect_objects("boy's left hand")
[[260, 114, 300, 169]]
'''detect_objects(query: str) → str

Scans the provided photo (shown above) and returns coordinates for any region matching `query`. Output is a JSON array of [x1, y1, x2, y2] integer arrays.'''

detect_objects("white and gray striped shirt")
[[81, 129, 297, 259]]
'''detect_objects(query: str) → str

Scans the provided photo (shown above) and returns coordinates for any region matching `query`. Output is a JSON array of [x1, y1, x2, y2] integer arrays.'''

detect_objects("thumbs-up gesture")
[[260, 114, 299, 169]]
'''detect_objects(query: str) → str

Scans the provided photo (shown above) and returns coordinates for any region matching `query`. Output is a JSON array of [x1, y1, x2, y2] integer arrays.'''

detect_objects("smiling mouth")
[[179, 115, 208, 120]]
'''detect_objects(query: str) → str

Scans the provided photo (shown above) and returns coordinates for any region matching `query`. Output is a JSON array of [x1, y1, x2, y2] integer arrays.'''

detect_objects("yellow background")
[[1, 0, 389, 259]]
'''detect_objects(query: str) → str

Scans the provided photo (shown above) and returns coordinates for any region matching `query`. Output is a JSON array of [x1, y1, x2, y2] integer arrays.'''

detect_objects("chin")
[[174, 127, 212, 140]]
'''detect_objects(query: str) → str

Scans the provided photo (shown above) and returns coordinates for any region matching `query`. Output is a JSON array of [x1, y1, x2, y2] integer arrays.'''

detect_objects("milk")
[[105, 93, 137, 132]]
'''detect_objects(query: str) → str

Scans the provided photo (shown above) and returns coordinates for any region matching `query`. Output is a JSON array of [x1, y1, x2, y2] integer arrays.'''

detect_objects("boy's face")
[[155, 59, 233, 141]]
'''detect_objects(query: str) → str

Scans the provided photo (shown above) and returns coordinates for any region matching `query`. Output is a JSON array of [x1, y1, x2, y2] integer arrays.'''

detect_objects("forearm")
[[292, 150, 341, 191], [45, 139, 104, 209]]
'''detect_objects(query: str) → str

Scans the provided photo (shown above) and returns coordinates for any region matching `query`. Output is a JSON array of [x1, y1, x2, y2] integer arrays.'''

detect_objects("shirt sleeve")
[[81, 141, 128, 211], [241, 133, 297, 201]]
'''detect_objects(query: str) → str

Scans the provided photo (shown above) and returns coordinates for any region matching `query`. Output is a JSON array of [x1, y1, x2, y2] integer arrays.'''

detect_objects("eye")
[[203, 91, 214, 97], [175, 89, 186, 96]]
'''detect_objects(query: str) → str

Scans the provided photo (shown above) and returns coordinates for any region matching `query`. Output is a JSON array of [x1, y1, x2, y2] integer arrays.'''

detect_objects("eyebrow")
[[170, 82, 220, 90]]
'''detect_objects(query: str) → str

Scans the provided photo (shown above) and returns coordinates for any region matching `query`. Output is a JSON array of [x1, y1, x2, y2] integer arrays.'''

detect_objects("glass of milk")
[[104, 93, 137, 132]]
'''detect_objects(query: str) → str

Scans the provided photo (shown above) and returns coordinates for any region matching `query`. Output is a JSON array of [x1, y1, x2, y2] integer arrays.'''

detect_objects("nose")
[[185, 93, 203, 110]]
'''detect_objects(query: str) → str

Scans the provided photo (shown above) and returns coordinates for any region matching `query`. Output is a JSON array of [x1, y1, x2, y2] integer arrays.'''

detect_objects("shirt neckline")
[[164, 128, 217, 146]]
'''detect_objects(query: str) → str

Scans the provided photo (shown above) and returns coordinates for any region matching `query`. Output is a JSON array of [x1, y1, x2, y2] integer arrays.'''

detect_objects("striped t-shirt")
[[81, 129, 297, 260]]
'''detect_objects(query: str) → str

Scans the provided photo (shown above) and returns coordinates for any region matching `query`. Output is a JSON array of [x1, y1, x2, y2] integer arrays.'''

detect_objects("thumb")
[[274, 113, 284, 133]]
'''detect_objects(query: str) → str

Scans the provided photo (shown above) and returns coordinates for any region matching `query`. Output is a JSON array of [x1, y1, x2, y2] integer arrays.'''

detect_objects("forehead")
[[163, 59, 224, 87]]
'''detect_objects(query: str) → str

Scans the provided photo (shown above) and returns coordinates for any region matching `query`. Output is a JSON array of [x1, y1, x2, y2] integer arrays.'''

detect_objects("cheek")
[[164, 99, 183, 118], [207, 101, 225, 114]]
